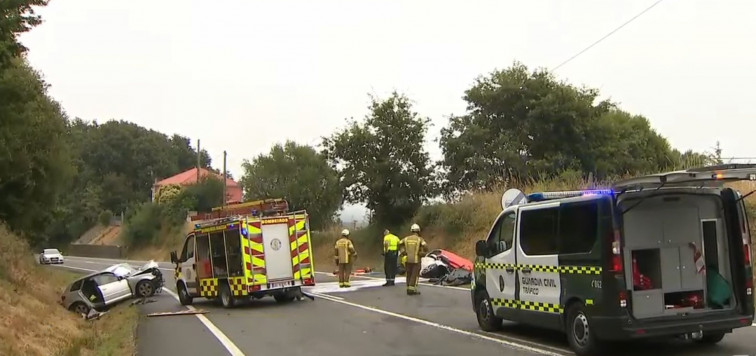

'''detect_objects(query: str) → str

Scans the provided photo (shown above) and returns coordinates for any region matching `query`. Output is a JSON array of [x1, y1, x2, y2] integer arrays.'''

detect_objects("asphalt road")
[[51, 256, 756, 356]]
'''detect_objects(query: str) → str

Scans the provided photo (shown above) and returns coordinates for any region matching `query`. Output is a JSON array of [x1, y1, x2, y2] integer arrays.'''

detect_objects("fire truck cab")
[[170, 199, 315, 308]]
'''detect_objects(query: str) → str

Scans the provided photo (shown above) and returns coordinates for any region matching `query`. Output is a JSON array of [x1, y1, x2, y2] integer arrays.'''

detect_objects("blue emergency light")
[[526, 189, 614, 202]]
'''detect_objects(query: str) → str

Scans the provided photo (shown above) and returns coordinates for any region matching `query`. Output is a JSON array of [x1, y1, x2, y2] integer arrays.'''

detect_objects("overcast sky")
[[19, 0, 756, 223]]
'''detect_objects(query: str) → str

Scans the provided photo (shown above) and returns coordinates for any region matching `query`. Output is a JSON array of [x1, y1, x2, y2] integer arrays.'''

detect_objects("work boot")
[[344, 282, 351, 287], [339, 283, 345, 288], [382, 281, 391, 286], [388, 281, 395, 286]]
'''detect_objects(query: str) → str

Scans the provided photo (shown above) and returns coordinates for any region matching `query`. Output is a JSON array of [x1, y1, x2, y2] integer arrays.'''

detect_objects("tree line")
[[1, 1, 716, 248]]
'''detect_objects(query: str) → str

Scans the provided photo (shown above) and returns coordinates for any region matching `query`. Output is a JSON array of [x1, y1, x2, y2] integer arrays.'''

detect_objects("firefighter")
[[334, 229, 357, 288], [382, 229, 400, 286], [399, 223, 427, 295]]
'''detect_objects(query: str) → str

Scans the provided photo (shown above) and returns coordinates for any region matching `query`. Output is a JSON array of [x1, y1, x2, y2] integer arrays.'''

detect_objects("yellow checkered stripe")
[[558, 265, 602, 275], [475, 262, 516, 269], [491, 298, 519, 309], [228, 276, 247, 296], [475, 263, 602, 275], [491, 298, 563, 314], [199, 278, 219, 297]]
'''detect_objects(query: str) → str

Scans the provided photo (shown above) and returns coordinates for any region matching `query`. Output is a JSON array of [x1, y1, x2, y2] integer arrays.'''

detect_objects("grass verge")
[[0, 223, 138, 356]]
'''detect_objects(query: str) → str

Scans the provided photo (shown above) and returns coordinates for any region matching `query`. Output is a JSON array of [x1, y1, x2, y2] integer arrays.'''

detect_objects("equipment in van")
[[472, 164, 755, 356], [170, 199, 316, 308]]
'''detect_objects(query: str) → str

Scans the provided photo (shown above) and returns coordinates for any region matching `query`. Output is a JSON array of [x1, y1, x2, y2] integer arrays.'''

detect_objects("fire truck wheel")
[[177, 282, 193, 306], [220, 283, 235, 308], [274, 291, 295, 303]]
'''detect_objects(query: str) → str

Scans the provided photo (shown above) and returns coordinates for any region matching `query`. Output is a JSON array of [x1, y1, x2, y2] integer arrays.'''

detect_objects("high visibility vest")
[[383, 234, 400, 252], [335, 238, 355, 264], [401, 234, 427, 264]]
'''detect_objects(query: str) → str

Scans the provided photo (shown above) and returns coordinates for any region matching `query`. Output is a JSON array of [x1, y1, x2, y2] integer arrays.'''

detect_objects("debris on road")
[[420, 249, 473, 286], [147, 309, 208, 317], [130, 297, 157, 306], [331, 267, 373, 276], [83, 309, 107, 320]]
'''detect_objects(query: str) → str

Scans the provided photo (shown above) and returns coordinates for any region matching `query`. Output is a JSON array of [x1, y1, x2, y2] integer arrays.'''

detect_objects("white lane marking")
[[313, 293, 565, 356], [50, 264, 246, 356], [162, 289, 245, 356], [314, 271, 470, 291]]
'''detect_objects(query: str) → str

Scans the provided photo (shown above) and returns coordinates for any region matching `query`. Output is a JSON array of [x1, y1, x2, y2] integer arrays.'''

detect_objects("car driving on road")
[[60, 260, 164, 315], [39, 248, 64, 264]]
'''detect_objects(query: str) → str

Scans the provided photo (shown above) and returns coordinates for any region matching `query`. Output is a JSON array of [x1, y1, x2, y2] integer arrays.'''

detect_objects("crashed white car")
[[60, 260, 164, 315], [39, 248, 64, 264]]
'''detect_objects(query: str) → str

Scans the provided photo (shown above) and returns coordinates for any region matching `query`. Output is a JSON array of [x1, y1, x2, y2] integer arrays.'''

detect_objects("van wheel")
[[566, 303, 603, 356], [697, 331, 726, 344], [475, 290, 502, 331], [177, 282, 193, 306], [219, 283, 235, 308]]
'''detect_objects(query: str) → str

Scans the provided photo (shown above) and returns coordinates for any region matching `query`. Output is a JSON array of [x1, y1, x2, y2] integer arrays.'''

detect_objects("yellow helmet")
[[410, 224, 420, 232], [341, 229, 350, 236]]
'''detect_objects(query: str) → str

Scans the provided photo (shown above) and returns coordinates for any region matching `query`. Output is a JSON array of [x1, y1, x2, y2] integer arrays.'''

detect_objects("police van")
[[471, 165, 755, 356]]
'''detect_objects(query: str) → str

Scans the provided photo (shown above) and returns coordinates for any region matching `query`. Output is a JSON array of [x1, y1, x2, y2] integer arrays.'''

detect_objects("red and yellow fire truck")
[[170, 199, 315, 308]]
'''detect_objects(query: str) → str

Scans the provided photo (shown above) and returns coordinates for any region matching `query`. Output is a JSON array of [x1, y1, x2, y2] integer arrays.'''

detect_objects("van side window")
[[520, 207, 559, 255], [487, 213, 515, 255], [181, 235, 195, 261], [559, 200, 599, 254]]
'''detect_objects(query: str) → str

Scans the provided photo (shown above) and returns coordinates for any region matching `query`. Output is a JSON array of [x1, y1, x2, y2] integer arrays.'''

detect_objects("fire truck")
[[170, 199, 315, 308]]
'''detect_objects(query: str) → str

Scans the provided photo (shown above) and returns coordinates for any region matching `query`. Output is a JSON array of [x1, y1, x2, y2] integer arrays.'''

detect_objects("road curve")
[[52, 256, 756, 356]]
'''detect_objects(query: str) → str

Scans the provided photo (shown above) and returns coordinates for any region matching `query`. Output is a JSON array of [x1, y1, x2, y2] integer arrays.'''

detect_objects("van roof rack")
[[526, 189, 614, 202]]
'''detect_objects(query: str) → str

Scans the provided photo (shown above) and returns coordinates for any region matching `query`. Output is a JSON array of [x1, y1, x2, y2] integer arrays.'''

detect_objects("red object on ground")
[[433, 249, 474, 271]]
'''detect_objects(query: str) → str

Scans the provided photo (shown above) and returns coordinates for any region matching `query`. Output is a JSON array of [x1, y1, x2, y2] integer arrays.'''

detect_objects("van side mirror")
[[170, 251, 178, 264], [475, 240, 488, 257]]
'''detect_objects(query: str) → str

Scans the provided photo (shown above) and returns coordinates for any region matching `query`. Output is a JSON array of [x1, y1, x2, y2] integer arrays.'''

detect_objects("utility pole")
[[222, 150, 227, 210], [196, 139, 201, 182]]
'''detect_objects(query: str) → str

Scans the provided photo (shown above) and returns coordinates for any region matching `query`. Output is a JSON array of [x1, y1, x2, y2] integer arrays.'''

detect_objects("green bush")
[[97, 210, 112, 226], [182, 177, 224, 212], [121, 203, 163, 247]]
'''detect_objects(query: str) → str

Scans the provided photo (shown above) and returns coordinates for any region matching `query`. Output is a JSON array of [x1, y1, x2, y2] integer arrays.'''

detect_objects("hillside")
[[0, 224, 137, 356]]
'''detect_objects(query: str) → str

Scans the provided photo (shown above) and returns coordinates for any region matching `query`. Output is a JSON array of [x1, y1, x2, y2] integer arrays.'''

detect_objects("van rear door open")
[[614, 164, 756, 321]]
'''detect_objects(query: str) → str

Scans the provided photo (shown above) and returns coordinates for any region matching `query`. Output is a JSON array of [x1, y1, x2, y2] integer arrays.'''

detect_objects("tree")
[[322, 92, 436, 226], [439, 62, 682, 194], [241, 141, 341, 230], [0, 58, 73, 243], [0, 0, 47, 68]]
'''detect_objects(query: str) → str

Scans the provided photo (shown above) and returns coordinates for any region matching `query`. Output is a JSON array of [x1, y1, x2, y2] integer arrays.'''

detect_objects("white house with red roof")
[[151, 167, 243, 204]]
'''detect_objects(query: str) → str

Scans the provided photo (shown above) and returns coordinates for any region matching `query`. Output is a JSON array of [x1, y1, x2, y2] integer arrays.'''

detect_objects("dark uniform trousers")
[[384, 250, 398, 282], [405, 262, 421, 289], [338, 263, 352, 285]]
